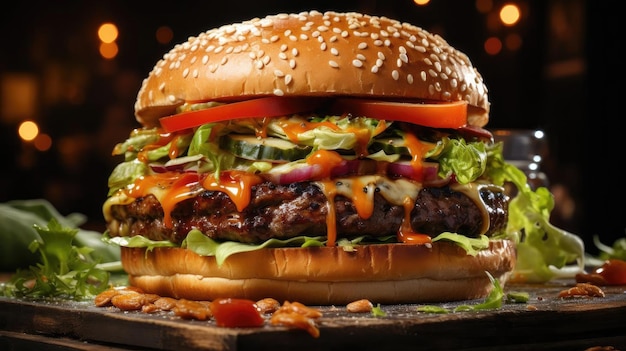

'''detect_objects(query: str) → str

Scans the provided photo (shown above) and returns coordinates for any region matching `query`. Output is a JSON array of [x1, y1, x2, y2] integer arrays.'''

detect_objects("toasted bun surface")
[[135, 10, 489, 128], [121, 240, 515, 305]]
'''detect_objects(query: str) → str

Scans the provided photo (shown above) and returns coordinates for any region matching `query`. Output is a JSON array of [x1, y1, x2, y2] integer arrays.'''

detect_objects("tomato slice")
[[159, 96, 468, 133], [159, 97, 324, 133], [330, 98, 467, 129]]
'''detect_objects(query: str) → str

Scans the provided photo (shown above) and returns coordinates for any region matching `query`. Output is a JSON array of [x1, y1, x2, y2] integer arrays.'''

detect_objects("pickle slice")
[[220, 134, 312, 162]]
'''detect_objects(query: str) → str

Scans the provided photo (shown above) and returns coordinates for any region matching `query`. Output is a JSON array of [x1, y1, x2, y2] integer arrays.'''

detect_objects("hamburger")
[[103, 10, 580, 305]]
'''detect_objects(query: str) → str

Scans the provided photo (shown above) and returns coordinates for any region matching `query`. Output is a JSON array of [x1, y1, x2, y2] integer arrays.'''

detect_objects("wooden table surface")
[[1, 280, 625, 351]]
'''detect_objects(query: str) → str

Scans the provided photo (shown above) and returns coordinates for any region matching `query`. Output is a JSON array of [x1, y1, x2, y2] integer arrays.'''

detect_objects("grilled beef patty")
[[106, 181, 508, 244]]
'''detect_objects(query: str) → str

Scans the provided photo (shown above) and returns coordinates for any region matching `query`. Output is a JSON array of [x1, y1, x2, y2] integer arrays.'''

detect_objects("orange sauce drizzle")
[[127, 172, 200, 228], [318, 180, 338, 247], [344, 126, 371, 157], [350, 177, 374, 220], [202, 171, 263, 212], [403, 132, 432, 182], [306, 150, 345, 178], [278, 118, 340, 142], [397, 195, 432, 244]]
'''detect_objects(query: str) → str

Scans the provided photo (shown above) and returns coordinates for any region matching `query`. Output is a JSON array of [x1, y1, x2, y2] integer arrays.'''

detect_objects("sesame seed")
[[352, 59, 363, 67], [356, 54, 366, 61], [158, 83, 165, 92], [371, 65, 379, 73], [392, 70, 399, 80], [320, 42, 327, 50], [331, 48, 339, 56], [399, 53, 408, 63], [274, 69, 285, 77], [192, 69, 199, 78], [273, 88, 284, 96], [289, 59, 296, 69], [358, 42, 368, 49], [202, 55, 209, 64], [285, 74, 293, 85], [280, 44, 288, 52], [168, 95, 176, 102], [279, 52, 287, 60], [428, 69, 437, 78], [292, 48, 299, 56], [329, 60, 339, 68], [374, 40, 383, 46], [330, 35, 337, 42], [407, 74, 413, 84], [420, 71, 427, 81], [289, 35, 297, 41]]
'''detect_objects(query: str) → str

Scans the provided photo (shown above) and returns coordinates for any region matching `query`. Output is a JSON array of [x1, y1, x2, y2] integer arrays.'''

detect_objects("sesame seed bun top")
[[135, 10, 490, 128]]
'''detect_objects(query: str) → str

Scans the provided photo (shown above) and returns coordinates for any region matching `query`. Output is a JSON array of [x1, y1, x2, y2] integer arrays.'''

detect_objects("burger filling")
[[104, 97, 509, 251]]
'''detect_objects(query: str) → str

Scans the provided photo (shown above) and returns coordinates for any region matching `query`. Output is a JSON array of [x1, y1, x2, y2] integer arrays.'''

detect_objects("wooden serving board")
[[1, 280, 625, 351]]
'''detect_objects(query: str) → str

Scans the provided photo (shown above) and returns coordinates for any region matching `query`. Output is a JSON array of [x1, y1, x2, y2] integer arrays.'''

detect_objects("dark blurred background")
[[0, 0, 622, 254]]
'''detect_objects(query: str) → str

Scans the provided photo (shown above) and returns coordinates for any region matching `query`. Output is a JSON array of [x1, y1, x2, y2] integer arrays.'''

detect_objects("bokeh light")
[[98, 23, 119, 43], [500, 4, 521, 26], [484, 37, 502, 55], [99, 42, 119, 59], [18, 120, 39, 141]]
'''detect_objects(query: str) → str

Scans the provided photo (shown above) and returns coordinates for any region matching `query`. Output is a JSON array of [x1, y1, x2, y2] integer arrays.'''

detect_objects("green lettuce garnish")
[[417, 271, 506, 313], [1, 218, 116, 300], [492, 157, 584, 282]]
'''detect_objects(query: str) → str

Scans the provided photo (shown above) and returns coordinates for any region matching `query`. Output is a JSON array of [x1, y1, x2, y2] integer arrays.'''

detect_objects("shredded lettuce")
[[431, 233, 490, 256], [430, 137, 487, 184]]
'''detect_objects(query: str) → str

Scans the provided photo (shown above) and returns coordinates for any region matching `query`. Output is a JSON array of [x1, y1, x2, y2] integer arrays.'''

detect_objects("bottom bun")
[[121, 240, 516, 305]]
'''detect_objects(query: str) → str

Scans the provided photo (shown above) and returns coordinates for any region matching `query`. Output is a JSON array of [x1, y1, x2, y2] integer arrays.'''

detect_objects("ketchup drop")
[[210, 298, 265, 328], [594, 259, 626, 285], [576, 259, 626, 285]]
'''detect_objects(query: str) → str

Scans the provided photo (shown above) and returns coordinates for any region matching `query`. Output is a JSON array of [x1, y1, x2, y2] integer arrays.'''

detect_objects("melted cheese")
[[450, 182, 504, 235], [316, 175, 424, 245]]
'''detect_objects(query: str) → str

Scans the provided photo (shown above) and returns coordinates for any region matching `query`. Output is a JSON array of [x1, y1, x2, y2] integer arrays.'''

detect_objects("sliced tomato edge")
[[159, 96, 468, 133]]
